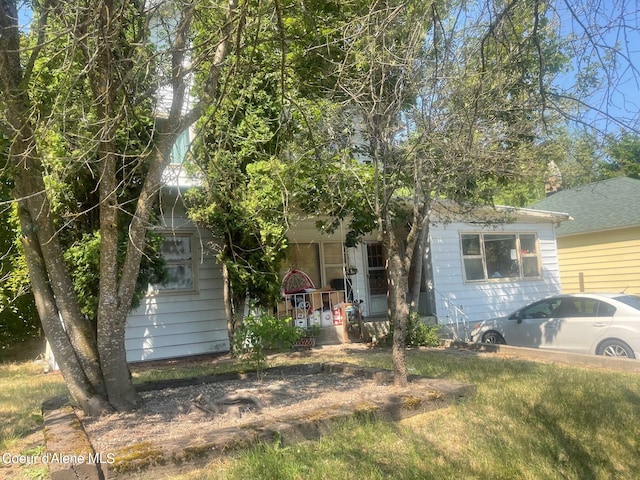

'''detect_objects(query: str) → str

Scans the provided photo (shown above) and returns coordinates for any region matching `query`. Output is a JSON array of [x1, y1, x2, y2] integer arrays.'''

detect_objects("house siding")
[[429, 221, 563, 324], [125, 194, 229, 362], [557, 226, 640, 295], [286, 216, 565, 324]]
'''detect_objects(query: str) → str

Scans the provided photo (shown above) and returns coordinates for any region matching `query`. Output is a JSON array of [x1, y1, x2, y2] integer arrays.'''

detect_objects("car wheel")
[[482, 331, 505, 345], [598, 339, 635, 359]]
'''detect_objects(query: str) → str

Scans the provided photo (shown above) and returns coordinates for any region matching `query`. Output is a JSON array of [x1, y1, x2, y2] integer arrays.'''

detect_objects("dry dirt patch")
[[82, 364, 378, 453], [71, 362, 474, 478]]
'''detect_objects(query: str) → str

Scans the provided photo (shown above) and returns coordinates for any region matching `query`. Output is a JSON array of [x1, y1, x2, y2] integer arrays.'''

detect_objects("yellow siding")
[[557, 227, 640, 294]]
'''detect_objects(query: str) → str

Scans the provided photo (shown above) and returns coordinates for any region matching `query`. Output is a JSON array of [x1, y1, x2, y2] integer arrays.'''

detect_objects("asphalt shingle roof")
[[529, 176, 640, 236]]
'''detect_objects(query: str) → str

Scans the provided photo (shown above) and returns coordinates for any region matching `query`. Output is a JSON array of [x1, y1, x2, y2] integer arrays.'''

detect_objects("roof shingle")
[[529, 176, 640, 236]]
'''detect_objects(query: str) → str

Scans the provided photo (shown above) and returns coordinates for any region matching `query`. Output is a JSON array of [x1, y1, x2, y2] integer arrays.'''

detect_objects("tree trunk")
[[223, 262, 245, 351], [409, 219, 430, 313], [383, 227, 410, 387], [96, 139, 140, 410], [1, 0, 114, 415], [16, 201, 113, 416]]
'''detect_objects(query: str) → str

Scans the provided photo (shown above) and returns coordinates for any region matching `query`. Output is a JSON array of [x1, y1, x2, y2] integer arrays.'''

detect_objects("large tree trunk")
[[409, 212, 431, 313], [96, 136, 140, 410], [84, 0, 139, 411], [1, 2, 110, 414], [382, 224, 411, 388], [15, 196, 113, 416]]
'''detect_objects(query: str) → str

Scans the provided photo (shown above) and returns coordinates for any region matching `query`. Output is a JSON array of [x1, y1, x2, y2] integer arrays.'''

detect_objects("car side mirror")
[[509, 312, 523, 324]]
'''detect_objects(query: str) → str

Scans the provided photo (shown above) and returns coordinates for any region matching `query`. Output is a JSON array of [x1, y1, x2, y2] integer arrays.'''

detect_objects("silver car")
[[471, 293, 640, 359]]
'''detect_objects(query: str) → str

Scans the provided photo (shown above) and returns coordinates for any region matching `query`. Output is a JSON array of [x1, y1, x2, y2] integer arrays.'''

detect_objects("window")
[[285, 243, 321, 288], [461, 233, 541, 282], [323, 242, 345, 286], [153, 234, 195, 292]]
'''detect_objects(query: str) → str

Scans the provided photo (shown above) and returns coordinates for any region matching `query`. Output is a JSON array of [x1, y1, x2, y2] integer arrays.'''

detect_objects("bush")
[[0, 293, 41, 349], [375, 312, 441, 348], [405, 313, 441, 347], [232, 313, 301, 375]]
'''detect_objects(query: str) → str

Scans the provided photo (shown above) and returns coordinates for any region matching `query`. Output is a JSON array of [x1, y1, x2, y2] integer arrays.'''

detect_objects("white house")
[[122, 161, 571, 361], [116, 5, 572, 361]]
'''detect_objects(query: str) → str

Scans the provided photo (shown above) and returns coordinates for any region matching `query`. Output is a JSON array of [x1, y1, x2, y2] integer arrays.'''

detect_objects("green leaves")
[[232, 313, 301, 375], [605, 131, 640, 180]]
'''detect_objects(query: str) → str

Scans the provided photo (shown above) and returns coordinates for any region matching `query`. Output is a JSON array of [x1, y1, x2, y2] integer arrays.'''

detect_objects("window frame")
[[460, 232, 542, 283], [151, 232, 198, 294]]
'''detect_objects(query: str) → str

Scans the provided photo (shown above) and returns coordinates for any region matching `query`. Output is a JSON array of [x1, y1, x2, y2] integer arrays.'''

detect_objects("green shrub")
[[375, 312, 441, 348], [232, 313, 301, 375], [406, 314, 441, 347]]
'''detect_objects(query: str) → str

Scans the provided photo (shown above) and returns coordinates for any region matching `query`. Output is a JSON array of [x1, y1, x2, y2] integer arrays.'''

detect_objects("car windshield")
[[614, 295, 640, 312]]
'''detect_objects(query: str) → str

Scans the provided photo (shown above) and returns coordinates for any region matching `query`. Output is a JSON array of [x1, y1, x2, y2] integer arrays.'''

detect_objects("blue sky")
[[17, 2, 31, 29], [552, 0, 640, 133]]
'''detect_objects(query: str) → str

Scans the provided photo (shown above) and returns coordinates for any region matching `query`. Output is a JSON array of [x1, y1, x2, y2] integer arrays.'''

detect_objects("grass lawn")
[[2, 346, 639, 479]]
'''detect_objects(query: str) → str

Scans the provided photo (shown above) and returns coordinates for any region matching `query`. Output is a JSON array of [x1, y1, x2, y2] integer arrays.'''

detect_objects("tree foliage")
[[184, 0, 360, 343], [296, 0, 638, 384], [605, 131, 640, 179], [0, 0, 236, 415]]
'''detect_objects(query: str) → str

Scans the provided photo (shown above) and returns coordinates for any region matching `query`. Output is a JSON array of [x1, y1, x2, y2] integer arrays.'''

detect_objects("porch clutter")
[[279, 269, 357, 345]]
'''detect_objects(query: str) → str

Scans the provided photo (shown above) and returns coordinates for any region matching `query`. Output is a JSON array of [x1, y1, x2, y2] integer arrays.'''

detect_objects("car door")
[[551, 298, 615, 354], [503, 298, 560, 348]]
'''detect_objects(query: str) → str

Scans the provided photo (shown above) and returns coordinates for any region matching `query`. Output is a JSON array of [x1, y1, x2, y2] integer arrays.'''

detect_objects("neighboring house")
[[530, 176, 640, 295]]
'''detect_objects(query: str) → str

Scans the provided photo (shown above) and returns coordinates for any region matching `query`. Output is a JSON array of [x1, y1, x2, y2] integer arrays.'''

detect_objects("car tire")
[[482, 331, 506, 345], [598, 339, 635, 359]]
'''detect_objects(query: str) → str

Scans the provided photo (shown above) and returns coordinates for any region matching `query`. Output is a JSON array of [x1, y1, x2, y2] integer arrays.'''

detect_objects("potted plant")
[[293, 325, 321, 349]]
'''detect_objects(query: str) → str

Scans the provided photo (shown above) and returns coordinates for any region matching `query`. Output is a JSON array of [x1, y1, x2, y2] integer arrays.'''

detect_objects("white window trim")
[[460, 232, 542, 283], [150, 232, 198, 295]]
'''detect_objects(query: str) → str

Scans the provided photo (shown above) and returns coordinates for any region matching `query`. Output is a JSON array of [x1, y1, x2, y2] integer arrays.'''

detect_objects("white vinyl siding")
[[430, 221, 562, 324], [125, 194, 229, 361]]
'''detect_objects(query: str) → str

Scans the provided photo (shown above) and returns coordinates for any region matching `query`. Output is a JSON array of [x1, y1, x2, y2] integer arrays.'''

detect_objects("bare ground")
[[80, 366, 394, 455], [73, 346, 474, 478]]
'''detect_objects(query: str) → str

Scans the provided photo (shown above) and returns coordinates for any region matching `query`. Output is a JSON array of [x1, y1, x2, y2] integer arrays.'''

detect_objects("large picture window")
[[461, 233, 541, 282], [153, 234, 195, 292]]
